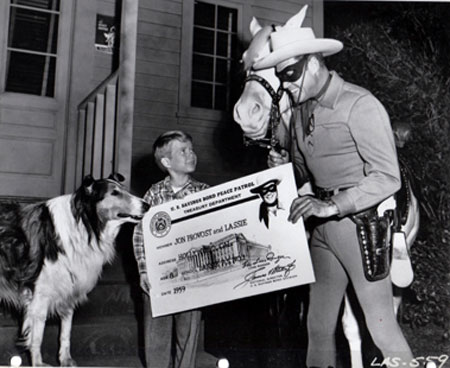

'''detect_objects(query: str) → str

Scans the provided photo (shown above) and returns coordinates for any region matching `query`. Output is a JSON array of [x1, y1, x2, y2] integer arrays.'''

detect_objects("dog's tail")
[[0, 202, 44, 307]]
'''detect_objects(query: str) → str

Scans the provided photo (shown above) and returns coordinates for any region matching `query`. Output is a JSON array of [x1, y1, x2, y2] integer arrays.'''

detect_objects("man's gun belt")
[[314, 186, 396, 282]]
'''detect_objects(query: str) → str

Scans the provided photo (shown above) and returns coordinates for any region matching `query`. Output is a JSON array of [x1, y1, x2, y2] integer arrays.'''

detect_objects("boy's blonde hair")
[[153, 130, 193, 172]]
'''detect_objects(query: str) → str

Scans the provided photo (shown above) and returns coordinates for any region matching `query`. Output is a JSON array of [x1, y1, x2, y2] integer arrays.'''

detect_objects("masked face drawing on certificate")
[[250, 176, 285, 229]]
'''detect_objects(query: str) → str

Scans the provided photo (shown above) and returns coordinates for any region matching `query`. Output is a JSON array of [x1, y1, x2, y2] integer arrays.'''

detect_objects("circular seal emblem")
[[149, 211, 171, 238]]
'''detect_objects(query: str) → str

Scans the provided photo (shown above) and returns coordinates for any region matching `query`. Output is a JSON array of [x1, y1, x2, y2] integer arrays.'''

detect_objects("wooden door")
[[0, 0, 73, 199]]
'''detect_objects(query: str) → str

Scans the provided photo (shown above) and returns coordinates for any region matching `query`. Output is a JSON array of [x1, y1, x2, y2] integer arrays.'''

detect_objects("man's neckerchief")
[[259, 200, 280, 229], [300, 72, 332, 138]]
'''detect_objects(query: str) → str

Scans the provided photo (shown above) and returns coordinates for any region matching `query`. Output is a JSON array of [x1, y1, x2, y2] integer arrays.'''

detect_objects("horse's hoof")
[[60, 358, 77, 367]]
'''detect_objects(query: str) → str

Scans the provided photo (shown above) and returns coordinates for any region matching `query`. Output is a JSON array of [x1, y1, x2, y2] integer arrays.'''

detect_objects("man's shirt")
[[292, 71, 401, 216]]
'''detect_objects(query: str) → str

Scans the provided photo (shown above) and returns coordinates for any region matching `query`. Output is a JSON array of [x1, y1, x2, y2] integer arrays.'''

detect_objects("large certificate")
[[142, 163, 314, 317]]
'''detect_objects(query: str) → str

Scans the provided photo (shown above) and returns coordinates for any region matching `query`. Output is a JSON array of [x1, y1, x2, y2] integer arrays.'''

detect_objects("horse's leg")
[[405, 182, 420, 248], [392, 286, 403, 317], [342, 293, 364, 368], [59, 309, 77, 367]]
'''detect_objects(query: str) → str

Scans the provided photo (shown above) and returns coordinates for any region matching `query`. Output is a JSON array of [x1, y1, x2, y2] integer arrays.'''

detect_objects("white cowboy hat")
[[253, 6, 343, 70], [250, 175, 281, 194]]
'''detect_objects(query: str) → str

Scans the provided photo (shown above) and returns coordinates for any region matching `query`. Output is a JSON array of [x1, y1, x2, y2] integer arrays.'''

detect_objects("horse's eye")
[[111, 189, 120, 196]]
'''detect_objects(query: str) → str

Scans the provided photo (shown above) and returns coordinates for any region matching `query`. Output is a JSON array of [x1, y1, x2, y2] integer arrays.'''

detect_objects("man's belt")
[[314, 186, 349, 200]]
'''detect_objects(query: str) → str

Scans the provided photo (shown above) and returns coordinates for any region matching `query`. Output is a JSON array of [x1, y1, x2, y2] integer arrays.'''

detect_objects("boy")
[[133, 130, 209, 368]]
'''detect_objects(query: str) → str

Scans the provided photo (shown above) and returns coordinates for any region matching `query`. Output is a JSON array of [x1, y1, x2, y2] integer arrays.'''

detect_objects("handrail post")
[[115, 0, 139, 188]]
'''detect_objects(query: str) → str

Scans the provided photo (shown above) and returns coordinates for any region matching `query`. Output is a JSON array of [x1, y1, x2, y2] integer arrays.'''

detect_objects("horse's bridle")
[[242, 73, 285, 152]]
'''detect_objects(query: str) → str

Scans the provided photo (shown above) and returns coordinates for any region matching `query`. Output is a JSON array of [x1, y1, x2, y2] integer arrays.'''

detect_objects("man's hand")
[[288, 196, 339, 223], [267, 148, 289, 168], [140, 273, 151, 295]]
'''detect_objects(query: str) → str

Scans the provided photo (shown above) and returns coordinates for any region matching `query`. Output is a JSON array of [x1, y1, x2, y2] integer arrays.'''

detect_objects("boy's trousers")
[[143, 293, 201, 368]]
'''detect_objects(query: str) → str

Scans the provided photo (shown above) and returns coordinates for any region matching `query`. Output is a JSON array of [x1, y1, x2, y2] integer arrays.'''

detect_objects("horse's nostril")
[[234, 105, 241, 122], [251, 103, 261, 116]]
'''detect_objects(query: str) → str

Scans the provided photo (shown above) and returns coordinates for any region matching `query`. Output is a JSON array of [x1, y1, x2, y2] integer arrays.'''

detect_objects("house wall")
[[130, 0, 324, 195], [64, 0, 121, 193]]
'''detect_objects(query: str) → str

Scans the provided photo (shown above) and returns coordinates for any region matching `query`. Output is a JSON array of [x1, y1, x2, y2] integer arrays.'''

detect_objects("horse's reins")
[[242, 73, 285, 152], [241, 24, 317, 153]]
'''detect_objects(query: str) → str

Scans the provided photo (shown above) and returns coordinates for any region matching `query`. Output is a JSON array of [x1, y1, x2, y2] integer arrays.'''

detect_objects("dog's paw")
[[34, 362, 52, 367], [60, 358, 77, 367], [31, 356, 52, 367]]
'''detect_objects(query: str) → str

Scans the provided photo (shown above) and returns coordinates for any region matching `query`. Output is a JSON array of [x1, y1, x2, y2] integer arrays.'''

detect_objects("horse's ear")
[[243, 25, 273, 70], [392, 122, 412, 148], [108, 173, 125, 183], [249, 17, 262, 36], [284, 5, 308, 28]]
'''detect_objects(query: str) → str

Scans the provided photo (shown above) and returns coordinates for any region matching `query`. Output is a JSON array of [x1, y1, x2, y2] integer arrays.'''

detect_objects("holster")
[[351, 207, 394, 282]]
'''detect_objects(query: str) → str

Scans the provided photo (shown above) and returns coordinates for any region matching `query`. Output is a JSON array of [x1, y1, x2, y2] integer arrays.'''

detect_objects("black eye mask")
[[260, 184, 277, 195], [275, 57, 308, 82]]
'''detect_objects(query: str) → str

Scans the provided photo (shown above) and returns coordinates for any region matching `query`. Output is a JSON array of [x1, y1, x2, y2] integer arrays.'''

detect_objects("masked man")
[[255, 12, 414, 368]]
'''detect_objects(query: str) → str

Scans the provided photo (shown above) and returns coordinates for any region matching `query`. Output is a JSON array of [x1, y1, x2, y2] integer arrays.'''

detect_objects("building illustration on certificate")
[[160, 233, 272, 284]]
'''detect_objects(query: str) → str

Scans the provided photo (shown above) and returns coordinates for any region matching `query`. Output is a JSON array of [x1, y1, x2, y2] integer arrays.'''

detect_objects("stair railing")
[[75, 0, 138, 189], [75, 69, 120, 186]]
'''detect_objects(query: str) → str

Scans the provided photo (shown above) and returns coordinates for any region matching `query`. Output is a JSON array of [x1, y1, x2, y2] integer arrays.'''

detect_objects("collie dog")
[[0, 173, 149, 366]]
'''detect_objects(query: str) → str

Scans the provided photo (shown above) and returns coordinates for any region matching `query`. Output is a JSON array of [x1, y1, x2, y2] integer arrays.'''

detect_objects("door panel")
[[0, 1, 73, 198], [0, 137, 54, 175]]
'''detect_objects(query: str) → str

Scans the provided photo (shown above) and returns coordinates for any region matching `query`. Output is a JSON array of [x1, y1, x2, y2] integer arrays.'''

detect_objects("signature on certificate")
[[234, 252, 297, 289]]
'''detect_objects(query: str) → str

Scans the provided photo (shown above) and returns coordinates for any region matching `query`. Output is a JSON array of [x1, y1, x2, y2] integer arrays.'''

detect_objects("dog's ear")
[[108, 173, 125, 183], [82, 175, 95, 194]]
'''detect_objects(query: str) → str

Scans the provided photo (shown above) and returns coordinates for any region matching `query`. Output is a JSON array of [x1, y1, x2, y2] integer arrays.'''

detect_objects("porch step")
[[0, 280, 139, 325], [0, 315, 141, 366], [0, 278, 142, 366], [0, 315, 218, 368], [74, 282, 138, 319], [0, 283, 218, 367]]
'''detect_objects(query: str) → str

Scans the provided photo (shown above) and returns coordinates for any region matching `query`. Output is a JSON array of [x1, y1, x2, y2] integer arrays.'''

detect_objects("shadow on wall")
[[131, 154, 165, 197], [212, 122, 269, 179]]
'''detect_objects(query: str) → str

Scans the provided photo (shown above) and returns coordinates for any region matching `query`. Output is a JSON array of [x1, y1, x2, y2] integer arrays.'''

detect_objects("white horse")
[[234, 9, 420, 368]]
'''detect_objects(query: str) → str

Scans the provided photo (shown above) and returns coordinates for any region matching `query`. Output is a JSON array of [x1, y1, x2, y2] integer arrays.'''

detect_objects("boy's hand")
[[267, 148, 289, 168], [140, 273, 151, 295]]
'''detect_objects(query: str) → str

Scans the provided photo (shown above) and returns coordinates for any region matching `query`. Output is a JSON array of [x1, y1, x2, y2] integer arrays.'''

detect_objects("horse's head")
[[233, 19, 282, 140], [233, 6, 308, 141]]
